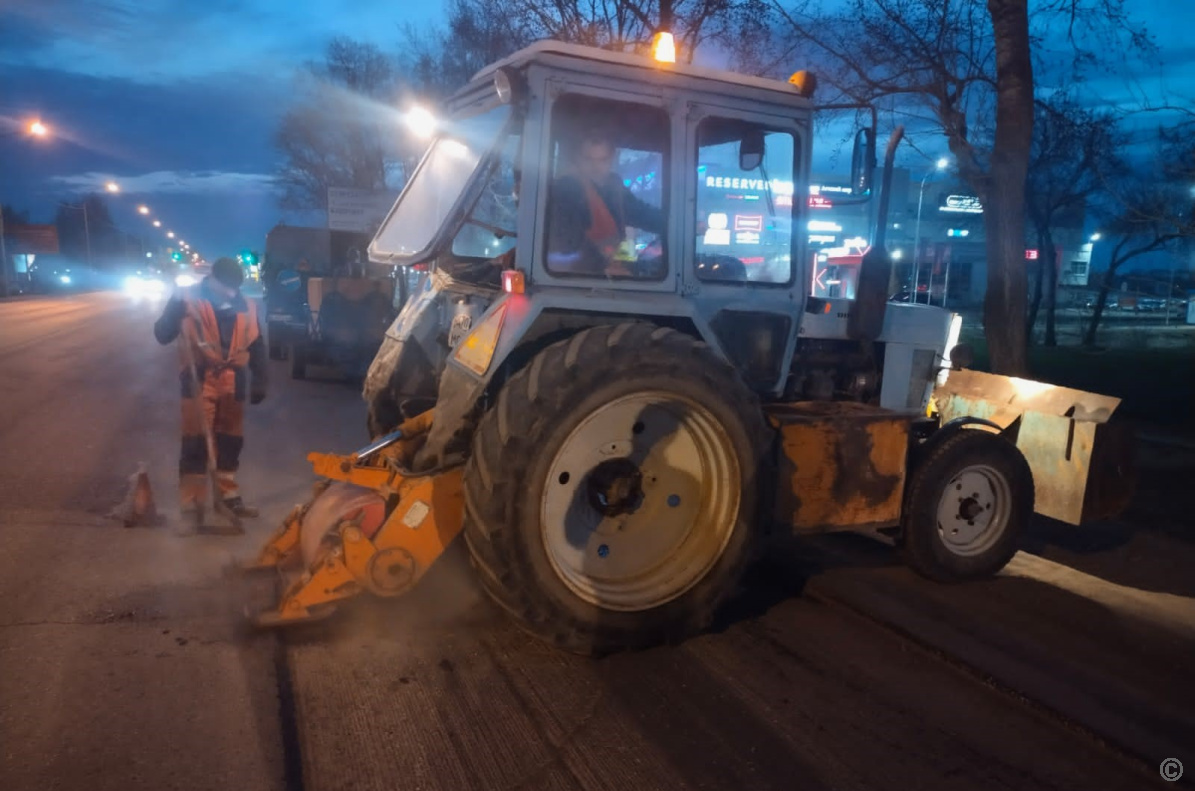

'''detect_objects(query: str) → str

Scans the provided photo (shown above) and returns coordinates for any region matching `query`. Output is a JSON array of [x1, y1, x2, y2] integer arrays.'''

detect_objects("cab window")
[[543, 94, 669, 281], [695, 118, 795, 284], [451, 133, 521, 260]]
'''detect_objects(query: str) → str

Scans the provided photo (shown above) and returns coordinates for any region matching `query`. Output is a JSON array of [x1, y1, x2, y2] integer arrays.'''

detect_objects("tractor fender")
[[910, 416, 1009, 473], [413, 291, 740, 470]]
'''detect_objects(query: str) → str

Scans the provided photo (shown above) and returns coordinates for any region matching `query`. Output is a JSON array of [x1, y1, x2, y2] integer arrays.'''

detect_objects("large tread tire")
[[463, 323, 769, 655], [901, 429, 1034, 582]]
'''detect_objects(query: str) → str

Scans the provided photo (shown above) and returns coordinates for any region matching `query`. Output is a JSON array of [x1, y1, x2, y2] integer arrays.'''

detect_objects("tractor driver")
[[546, 130, 666, 277]]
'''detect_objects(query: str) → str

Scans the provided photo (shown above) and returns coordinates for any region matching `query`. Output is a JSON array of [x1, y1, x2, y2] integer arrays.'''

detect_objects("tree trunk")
[[1026, 226, 1046, 340], [1083, 267, 1115, 346], [1043, 234, 1059, 346], [982, 0, 1034, 376]]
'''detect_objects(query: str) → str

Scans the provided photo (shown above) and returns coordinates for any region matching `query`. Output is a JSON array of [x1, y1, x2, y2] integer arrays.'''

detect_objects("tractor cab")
[[364, 42, 948, 441]]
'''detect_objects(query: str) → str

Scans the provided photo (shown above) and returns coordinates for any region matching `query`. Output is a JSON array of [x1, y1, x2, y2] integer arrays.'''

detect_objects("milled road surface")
[[0, 292, 1177, 790]]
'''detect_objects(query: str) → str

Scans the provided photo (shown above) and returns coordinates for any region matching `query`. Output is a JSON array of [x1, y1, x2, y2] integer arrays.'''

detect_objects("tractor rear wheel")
[[901, 429, 1034, 581], [463, 323, 768, 655]]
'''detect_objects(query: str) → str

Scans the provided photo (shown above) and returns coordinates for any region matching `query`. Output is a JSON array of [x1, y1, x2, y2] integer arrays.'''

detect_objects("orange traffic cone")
[[110, 463, 160, 528]]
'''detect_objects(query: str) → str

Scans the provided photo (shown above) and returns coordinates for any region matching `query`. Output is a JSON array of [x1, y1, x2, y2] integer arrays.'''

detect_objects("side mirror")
[[739, 130, 765, 171], [850, 128, 875, 196]]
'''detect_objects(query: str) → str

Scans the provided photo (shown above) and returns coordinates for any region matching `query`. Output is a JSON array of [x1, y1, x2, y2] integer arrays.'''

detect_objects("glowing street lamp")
[[166, 231, 175, 239], [105, 181, 120, 193], [138, 205, 149, 215], [153, 220, 162, 228], [28, 120, 48, 138], [1090, 232, 1102, 242]]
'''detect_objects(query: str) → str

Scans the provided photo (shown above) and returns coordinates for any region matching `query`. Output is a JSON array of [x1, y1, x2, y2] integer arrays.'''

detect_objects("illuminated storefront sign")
[[808, 220, 842, 232], [704, 175, 794, 195], [939, 195, 983, 214], [734, 215, 764, 232]]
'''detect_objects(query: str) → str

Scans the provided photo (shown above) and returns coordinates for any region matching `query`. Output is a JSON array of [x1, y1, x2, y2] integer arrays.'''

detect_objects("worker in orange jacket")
[[154, 257, 268, 535]]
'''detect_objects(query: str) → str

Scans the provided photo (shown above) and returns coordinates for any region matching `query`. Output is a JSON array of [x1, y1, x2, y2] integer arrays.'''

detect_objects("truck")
[[243, 40, 1132, 655], [262, 224, 332, 361]]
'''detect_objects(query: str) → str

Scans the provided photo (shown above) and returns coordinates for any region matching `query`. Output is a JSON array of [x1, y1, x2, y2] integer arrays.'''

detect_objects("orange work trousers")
[[179, 367, 245, 511]]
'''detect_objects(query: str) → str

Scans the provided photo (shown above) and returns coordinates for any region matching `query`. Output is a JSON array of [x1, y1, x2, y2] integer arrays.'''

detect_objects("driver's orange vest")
[[178, 294, 259, 373], [582, 179, 623, 258]]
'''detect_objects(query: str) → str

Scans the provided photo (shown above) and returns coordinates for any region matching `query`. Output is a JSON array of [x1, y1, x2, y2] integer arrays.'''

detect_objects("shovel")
[[180, 335, 243, 534]]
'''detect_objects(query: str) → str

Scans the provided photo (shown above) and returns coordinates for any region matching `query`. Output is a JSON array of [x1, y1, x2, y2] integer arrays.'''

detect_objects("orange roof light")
[[788, 70, 818, 99], [652, 32, 676, 64]]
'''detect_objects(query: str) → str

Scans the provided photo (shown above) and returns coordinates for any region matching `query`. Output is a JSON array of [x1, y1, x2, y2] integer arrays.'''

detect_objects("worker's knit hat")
[[212, 257, 244, 289]]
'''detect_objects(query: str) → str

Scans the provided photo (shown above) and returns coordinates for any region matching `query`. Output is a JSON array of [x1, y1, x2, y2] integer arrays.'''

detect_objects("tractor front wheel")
[[463, 323, 768, 655], [901, 429, 1034, 581]]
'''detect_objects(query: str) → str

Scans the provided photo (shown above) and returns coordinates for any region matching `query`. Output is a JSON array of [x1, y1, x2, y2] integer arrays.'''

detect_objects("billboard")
[[327, 188, 399, 234], [6, 224, 59, 254]]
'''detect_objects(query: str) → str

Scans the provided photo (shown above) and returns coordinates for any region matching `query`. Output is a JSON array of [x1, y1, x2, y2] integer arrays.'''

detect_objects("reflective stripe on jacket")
[[178, 291, 260, 372]]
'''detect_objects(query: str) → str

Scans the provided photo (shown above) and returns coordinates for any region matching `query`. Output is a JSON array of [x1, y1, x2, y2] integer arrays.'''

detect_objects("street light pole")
[[913, 175, 928, 297], [912, 158, 949, 299], [83, 202, 92, 267], [0, 208, 9, 296], [1, 119, 50, 294]]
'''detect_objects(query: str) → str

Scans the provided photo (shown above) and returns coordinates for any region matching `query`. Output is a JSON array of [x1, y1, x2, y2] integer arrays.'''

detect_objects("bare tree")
[[405, 0, 772, 84], [403, 0, 538, 100], [771, 0, 1151, 375], [274, 38, 406, 211], [1083, 130, 1195, 346], [1024, 94, 1122, 345]]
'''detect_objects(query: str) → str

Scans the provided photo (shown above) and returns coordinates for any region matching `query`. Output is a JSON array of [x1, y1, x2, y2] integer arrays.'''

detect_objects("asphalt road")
[[0, 292, 1178, 791]]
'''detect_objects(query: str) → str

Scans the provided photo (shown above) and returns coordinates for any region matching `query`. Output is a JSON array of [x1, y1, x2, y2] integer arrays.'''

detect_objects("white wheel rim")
[[935, 464, 1012, 557], [540, 391, 741, 612]]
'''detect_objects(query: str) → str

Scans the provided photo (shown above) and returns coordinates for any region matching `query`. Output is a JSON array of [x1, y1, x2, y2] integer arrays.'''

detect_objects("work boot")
[[175, 506, 204, 537], [222, 496, 260, 519]]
